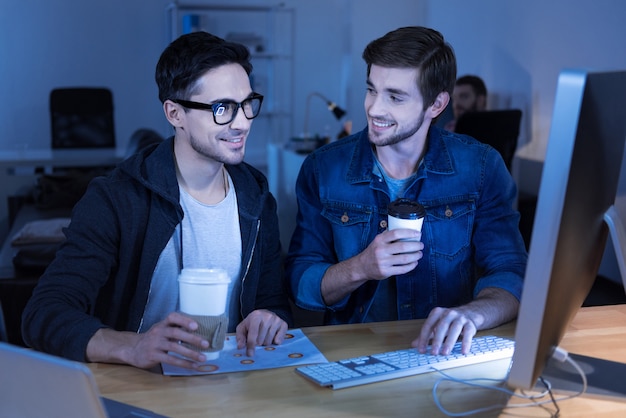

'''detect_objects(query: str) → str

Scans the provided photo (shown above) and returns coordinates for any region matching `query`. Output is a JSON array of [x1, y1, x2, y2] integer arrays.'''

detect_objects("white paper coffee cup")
[[387, 198, 426, 241], [178, 268, 231, 358]]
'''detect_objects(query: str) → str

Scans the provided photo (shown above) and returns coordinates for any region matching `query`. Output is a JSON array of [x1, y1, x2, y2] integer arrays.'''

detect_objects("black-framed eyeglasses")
[[171, 93, 264, 125]]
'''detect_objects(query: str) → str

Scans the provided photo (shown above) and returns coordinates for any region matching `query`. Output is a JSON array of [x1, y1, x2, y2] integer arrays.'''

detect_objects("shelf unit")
[[166, 2, 295, 171]]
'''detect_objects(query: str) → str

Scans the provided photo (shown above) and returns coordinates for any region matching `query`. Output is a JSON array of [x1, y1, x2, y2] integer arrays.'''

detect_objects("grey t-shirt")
[[139, 173, 242, 332]]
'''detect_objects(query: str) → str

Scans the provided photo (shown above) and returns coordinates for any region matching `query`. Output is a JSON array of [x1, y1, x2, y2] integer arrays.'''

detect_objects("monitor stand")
[[538, 204, 626, 400]]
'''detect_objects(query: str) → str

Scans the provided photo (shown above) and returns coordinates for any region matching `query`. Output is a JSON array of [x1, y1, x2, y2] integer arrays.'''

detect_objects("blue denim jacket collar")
[[346, 126, 455, 187], [422, 127, 455, 175]]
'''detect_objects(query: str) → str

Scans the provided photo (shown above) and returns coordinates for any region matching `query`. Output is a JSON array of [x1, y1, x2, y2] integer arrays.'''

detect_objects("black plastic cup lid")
[[388, 198, 426, 219]]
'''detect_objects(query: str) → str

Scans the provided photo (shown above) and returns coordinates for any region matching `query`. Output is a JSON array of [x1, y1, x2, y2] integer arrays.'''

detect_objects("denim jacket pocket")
[[321, 205, 374, 260], [426, 199, 475, 258]]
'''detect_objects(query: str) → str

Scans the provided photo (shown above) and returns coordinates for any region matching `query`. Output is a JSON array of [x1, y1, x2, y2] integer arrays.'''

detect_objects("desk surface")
[[0, 148, 123, 175], [89, 305, 626, 418]]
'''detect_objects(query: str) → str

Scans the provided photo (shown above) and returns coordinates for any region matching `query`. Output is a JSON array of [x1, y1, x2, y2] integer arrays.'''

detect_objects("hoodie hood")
[[116, 135, 270, 217]]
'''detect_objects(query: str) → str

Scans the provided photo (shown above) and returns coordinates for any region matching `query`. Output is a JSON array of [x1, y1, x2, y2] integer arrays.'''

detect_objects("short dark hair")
[[362, 26, 456, 109], [155, 31, 253, 103], [456, 75, 487, 97]]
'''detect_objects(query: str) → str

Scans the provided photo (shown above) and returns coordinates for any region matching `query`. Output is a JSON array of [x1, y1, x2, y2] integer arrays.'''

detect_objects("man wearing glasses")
[[22, 32, 292, 370]]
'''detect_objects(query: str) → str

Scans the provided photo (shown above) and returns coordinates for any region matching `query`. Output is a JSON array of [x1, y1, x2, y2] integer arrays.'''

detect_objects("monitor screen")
[[507, 68, 626, 390]]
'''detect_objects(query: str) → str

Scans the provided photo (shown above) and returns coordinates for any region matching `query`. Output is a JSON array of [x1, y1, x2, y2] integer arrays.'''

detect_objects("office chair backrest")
[[50, 87, 115, 149], [455, 109, 522, 171]]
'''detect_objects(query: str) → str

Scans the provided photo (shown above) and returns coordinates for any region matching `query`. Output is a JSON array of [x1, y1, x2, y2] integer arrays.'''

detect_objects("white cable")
[[551, 346, 569, 362], [431, 347, 588, 417]]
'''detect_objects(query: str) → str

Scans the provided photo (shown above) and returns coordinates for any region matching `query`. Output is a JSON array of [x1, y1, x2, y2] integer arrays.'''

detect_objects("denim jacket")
[[285, 126, 527, 325]]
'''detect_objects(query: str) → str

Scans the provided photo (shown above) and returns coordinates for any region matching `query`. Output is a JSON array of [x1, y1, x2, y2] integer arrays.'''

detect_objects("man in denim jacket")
[[286, 27, 527, 355]]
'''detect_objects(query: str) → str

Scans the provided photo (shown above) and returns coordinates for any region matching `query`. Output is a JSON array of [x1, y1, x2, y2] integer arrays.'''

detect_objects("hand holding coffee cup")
[[178, 268, 231, 360], [387, 198, 426, 241]]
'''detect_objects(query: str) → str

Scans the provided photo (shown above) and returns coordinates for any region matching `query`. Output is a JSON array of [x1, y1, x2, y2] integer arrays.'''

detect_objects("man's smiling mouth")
[[221, 137, 243, 143], [372, 119, 393, 128]]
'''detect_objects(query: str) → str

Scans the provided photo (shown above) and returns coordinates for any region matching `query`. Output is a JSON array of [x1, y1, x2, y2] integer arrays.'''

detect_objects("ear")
[[163, 100, 185, 128], [427, 91, 450, 119]]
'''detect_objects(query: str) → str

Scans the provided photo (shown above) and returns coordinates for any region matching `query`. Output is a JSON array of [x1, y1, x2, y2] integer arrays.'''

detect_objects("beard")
[[189, 134, 246, 166], [368, 110, 425, 147]]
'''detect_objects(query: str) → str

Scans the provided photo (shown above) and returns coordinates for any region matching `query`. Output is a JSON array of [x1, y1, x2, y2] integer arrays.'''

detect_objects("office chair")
[[455, 109, 522, 172], [50, 87, 115, 149]]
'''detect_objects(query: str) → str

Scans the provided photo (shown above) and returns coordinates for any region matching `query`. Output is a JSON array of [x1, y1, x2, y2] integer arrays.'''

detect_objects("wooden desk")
[[89, 305, 626, 417]]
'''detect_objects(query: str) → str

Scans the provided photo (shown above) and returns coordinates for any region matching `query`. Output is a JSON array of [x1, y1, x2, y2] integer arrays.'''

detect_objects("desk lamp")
[[302, 92, 346, 139]]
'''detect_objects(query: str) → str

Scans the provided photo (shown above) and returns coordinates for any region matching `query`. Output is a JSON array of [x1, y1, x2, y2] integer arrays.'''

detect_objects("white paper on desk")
[[161, 328, 327, 376]]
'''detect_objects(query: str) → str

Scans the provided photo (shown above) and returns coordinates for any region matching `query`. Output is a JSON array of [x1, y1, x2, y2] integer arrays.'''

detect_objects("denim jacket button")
[[380, 220, 387, 229], [341, 213, 349, 223], [445, 207, 453, 217]]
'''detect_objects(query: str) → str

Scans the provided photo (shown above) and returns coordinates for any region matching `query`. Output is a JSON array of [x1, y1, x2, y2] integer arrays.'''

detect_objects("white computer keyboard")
[[295, 335, 514, 389]]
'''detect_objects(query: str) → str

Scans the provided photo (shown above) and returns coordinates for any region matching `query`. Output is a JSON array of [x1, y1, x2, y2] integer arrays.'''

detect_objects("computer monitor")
[[507, 68, 626, 391]]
